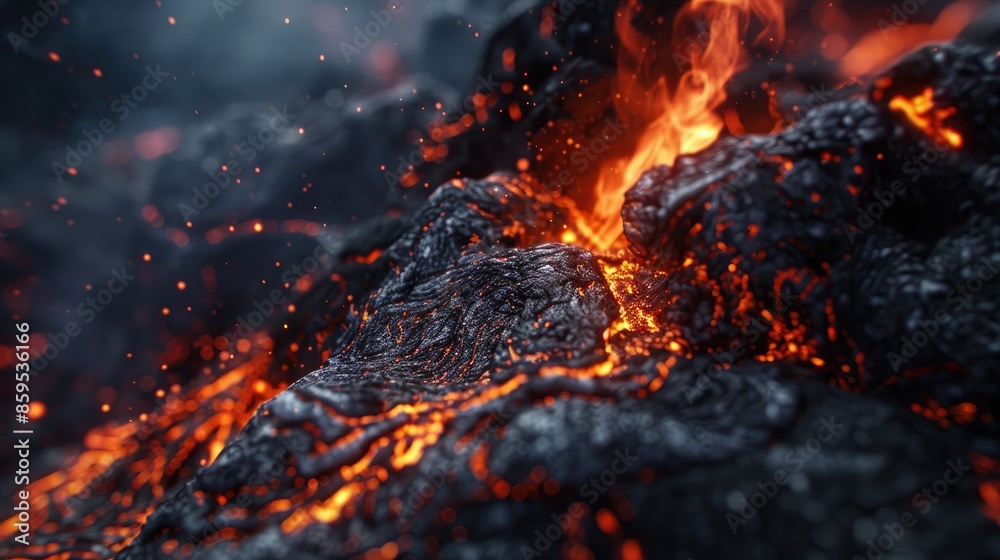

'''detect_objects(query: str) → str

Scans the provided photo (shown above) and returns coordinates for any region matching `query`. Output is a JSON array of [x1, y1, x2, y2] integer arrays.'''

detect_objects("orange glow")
[[888, 87, 963, 148], [28, 401, 46, 420], [10, 2, 997, 555], [981, 481, 1000, 526], [839, 1, 974, 77], [281, 374, 531, 534], [573, 0, 785, 252], [596, 508, 620, 534], [502, 47, 516, 71], [622, 539, 645, 560], [600, 259, 658, 333], [0, 354, 281, 557]]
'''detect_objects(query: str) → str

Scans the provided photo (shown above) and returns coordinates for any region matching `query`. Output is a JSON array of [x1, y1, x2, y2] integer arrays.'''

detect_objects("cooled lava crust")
[[108, 44, 1000, 559]]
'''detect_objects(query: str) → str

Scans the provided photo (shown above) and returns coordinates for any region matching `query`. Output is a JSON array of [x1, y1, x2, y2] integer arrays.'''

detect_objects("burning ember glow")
[[5, 0, 1000, 558], [0, 353, 282, 558], [888, 86, 964, 148], [575, 0, 785, 253]]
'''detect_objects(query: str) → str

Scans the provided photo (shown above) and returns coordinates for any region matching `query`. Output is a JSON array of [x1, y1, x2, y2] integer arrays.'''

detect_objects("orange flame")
[[574, 0, 785, 252], [889, 87, 963, 148]]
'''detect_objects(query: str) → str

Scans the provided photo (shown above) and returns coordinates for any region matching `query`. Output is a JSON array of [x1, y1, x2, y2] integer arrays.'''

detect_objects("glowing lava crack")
[[114, 44, 1000, 558], [5, 12, 1000, 560]]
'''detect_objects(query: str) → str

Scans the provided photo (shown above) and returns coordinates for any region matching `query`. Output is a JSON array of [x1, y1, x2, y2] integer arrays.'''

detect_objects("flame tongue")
[[574, 0, 786, 253], [889, 87, 964, 148]]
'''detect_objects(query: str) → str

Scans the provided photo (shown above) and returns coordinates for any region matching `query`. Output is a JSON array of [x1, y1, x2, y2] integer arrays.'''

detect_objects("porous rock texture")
[[118, 44, 1000, 560]]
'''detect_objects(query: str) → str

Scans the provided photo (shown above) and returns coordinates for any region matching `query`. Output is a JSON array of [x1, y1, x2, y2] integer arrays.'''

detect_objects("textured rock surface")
[[623, 44, 1000, 431], [116, 46, 1000, 558]]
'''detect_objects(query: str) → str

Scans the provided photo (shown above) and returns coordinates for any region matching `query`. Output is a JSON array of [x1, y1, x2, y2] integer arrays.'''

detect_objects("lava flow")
[[5, 0, 1000, 558], [0, 353, 283, 558]]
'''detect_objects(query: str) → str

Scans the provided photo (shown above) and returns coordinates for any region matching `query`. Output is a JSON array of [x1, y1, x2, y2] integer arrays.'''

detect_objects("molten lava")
[[889, 86, 964, 148], [3, 2, 795, 550], [0, 353, 282, 558], [574, 0, 786, 253], [9, 1, 1000, 559]]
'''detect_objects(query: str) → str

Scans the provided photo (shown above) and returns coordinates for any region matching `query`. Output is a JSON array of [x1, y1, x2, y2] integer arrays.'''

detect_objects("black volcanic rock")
[[120, 46, 1000, 553], [622, 43, 1000, 435], [13, 25, 1000, 560]]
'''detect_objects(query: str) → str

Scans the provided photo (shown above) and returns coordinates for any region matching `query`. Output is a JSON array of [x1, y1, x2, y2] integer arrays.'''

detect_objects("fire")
[[9, 3, 998, 557], [888, 87, 963, 148], [0, 352, 283, 558], [573, 0, 785, 253]]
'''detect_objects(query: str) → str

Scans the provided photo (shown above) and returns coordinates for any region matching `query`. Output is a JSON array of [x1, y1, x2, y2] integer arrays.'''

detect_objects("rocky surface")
[[115, 45, 1000, 559]]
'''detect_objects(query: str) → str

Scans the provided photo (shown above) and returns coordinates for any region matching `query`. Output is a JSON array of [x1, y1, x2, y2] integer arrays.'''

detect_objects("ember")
[[3, 0, 1000, 559], [889, 87, 964, 148]]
